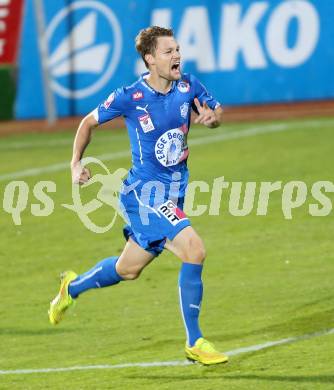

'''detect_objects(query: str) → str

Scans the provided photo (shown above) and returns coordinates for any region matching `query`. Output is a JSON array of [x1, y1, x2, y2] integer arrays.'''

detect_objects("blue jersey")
[[93, 73, 221, 199]]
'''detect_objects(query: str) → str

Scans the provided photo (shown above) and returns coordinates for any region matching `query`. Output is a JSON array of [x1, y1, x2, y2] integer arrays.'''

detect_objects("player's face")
[[151, 36, 181, 81]]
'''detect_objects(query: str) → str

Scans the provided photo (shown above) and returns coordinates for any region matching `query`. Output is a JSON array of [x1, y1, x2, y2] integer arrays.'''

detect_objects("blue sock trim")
[[68, 256, 123, 299], [178, 262, 203, 347]]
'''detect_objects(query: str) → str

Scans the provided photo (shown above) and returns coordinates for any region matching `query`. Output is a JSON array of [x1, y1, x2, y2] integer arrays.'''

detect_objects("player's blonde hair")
[[135, 26, 174, 68]]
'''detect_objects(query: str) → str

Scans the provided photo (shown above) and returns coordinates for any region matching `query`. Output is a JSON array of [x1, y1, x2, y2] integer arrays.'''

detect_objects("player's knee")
[[117, 267, 142, 280], [193, 245, 206, 264], [186, 237, 206, 264], [123, 272, 140, 280]]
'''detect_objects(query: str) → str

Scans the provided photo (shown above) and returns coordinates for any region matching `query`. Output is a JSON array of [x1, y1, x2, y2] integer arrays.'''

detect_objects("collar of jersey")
[[140, 72, 176, 96]]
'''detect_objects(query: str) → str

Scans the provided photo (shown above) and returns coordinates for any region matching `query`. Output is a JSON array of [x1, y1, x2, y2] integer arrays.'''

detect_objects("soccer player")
[[49, 26, 227, 365]]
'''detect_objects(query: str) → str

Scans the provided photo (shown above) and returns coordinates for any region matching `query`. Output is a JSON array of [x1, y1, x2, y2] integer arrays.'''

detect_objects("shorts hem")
[[167, 219, 191, 241]]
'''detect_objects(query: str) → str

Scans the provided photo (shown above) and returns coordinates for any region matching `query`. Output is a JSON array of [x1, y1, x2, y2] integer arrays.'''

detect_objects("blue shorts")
[[120, 189, 190, 256]]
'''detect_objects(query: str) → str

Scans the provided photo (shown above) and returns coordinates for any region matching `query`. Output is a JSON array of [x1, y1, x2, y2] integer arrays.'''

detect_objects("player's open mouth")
[[171, 62, 180, 72]]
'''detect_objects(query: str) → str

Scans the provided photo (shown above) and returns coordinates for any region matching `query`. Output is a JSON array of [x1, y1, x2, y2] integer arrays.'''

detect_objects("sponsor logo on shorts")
[[157, 200, 187, 226], [132, 91, 143, 100], [103, 92, 115, 109], [139, 113, 155, 133], [177, 81, 190, 93]]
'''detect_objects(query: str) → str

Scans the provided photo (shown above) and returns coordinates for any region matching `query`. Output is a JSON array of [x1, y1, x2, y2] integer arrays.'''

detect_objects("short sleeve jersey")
[[93, 73, 221, 198]]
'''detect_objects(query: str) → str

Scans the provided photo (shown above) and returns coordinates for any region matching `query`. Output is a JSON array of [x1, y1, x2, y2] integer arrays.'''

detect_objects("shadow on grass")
[[0, 327, 77, 336], [119, 308, 334, 356], [294, 294, 334, 310], [127, 373, 334, 385], [225, 374, 334, 384], [212, 308, 334, 343]]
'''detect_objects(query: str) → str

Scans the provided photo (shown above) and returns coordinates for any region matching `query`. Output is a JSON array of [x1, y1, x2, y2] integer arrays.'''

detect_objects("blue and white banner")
[[16, 0, 334, 119]]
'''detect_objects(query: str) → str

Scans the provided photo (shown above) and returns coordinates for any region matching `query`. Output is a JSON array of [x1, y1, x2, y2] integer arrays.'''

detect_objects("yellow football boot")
[[48, 271, 77, 325], [185, 338, 228, 365]]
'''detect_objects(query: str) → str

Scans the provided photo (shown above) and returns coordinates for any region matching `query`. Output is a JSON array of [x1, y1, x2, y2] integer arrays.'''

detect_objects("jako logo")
[[46, 0, 122, 99], [136, 0, 320, 74]]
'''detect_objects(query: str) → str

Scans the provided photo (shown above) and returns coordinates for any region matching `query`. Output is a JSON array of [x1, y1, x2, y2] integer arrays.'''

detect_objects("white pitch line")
[[0, 327, 333, 376], [226, 327, 334, 356], [0, 123, 298, 182], [0, 150, 131, 182], [1, 118, 332, 182], [0, 134, 129, 151], [1, 117, 333, 151]]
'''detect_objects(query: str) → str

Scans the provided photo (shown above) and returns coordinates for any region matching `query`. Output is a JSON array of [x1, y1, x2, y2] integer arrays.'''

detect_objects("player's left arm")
[[193, 98, 223, 128]]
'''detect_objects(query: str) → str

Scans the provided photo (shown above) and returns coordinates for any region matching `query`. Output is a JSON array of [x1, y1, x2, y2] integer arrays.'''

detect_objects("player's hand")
[[194, 98, 219, 128], [71, 161, 91, 185]]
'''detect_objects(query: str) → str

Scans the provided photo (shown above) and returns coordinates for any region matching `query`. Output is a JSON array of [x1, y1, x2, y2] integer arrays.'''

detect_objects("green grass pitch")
[[0, 117, 333, 389]]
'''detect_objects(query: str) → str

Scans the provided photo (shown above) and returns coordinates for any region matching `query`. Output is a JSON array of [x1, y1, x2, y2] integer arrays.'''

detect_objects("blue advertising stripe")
[[16, 0, 334, 119]]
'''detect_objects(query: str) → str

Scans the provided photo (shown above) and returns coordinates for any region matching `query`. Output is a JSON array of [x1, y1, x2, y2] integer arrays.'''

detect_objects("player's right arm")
[[70, 88, 127, 184], [71, 113, 98, 184]]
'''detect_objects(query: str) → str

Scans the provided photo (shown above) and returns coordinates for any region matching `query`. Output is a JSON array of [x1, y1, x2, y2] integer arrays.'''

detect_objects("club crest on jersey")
[[177, 81, 190, 93], [139, 114, 155, 133], [103, 92, 115, 109], [180, 102, 189, 119], [157, 200, 187, 226], [132, 91, 143, 100]]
